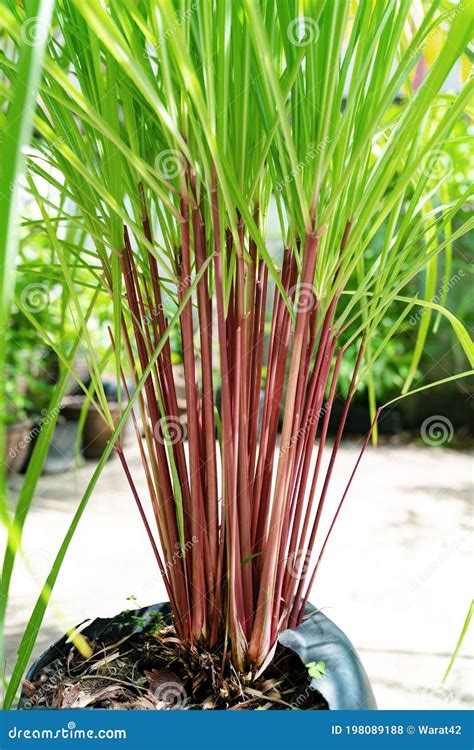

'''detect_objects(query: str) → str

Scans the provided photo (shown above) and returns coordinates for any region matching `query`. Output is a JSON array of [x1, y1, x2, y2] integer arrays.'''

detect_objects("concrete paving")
[[3, 439, 473, 709]]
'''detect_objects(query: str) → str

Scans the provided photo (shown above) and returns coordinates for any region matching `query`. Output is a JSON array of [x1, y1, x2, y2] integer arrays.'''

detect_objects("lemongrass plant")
[[1, 0, 473, 697]]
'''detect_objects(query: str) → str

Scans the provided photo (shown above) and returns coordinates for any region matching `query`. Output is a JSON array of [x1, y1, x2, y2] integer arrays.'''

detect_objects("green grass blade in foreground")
[[381, 371, 473, 411], [393, 296, 474, 369], [442, 600, 474, 685], [0, 0, 54, 320], [339, 281, 474, 371], [0, 0, 55, 683]]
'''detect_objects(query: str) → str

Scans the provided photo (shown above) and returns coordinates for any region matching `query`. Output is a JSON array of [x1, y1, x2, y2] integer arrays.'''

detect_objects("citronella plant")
[[1, 0, 473, 696]]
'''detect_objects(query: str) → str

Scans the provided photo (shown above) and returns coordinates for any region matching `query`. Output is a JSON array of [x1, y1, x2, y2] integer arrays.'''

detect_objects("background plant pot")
[[328, 401, 403, 436], [41, 417, 82, 475], [5, 420, 32, 476], [82, 402, 125, 459], [61, 396, 128, 459], [18, 602, 376, 710]]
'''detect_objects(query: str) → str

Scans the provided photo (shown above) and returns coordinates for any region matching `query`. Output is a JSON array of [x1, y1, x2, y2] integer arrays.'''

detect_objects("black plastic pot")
[[328, 401, 403, 436], [18, 602, 376, 710], [279, 604, 376, 710], [61, 396, 129, 460]]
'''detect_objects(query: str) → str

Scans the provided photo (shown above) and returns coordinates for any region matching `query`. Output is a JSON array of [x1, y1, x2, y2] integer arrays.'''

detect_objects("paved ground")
[[3, 439, 473, 709]]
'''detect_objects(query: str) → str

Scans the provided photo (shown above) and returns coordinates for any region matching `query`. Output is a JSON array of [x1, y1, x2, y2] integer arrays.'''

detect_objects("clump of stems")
[[114, 188, 368, 670]]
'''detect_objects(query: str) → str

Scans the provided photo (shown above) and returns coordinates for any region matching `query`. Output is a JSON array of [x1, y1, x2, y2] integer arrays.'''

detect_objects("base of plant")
[[18, 603, 376, 711], [21, 614, 327, 711]]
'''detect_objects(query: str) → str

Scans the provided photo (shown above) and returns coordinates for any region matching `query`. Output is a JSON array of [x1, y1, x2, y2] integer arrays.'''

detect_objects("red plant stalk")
[[190, 196, 220, 618], [248, 229, 322, 666], [229, 325, 247, 667], [235, 250, 254, 633], [288, 339, 366, 628], [210, 178, 246, 660], [251, 249, 296, 555], [178, 193, 209, 640], [268, 328, 332, 636], [120, 237, 180, 546], [247, 262, 267, 483], [116, 246, 192, 635], [139, 187, 194, 555], [107, 329, 182, 628], [275, 335, 337, 632], [285, 344, 343, 629]]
